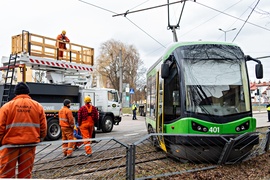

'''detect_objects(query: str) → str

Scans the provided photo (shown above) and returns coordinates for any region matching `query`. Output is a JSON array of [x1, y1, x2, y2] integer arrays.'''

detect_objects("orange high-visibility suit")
[[56, 34, 70, 59], [59, 106, 75, 157], [78, 104, 98, 155], [0, 94, 47, 178]]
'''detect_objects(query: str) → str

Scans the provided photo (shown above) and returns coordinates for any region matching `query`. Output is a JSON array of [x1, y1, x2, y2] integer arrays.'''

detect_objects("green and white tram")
[[145, 41, 263, 162]]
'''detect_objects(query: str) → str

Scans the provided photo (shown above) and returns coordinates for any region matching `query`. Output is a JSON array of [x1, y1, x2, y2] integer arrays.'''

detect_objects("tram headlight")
[[203, 127, 208, 132], [192, 121, 208, 132], [235, 121, 249, 132]]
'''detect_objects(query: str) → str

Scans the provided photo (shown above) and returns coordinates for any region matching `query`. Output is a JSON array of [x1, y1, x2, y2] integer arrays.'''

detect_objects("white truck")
[[0, 31, 122, 140], [0, 82, 122, 140]]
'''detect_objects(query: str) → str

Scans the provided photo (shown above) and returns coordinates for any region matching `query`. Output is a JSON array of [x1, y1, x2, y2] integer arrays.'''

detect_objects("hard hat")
[[62, 30, 66, 35], [84, 96, 91, 103], [63, 99, 71, 106]]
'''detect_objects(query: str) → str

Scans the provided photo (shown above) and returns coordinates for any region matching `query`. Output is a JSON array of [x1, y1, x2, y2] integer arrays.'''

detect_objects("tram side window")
[[164, 63, 180, 121], [146, 74, 156, 118]]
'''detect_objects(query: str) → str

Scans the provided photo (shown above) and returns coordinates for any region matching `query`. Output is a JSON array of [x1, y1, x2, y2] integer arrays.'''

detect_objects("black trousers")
[[268, 111, 270, 122], [132, 110, 137, 120]]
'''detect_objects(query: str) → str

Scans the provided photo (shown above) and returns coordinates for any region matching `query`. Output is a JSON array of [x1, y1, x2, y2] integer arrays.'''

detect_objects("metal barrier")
[[0, 129, 269, 179]]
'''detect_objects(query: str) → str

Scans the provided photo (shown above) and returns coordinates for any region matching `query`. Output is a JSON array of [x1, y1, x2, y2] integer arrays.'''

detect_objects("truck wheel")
[[46, 119, 61, 140], [101, 116, 113, 132]]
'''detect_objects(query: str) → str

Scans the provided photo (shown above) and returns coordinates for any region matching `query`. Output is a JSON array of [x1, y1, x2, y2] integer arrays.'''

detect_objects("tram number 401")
[[209, 127, 220, 133]]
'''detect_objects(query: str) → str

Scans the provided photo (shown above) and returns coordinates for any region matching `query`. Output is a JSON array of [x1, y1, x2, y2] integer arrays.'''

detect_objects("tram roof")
[[163, 41, 238, 60], [147, 41, 239, 76]]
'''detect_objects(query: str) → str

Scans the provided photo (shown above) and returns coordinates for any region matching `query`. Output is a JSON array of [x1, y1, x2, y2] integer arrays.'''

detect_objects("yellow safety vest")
[[132, 104, 137, 110]]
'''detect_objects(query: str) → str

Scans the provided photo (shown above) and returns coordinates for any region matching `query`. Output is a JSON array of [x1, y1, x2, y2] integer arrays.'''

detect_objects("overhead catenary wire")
[[232, 0, 261, 42], [111, 0, 270, 48], [78, 0, 117, 14], [218, 0, 255, 42], [78, 0, 269, 59], [112, 0, 188, 17], [112, 0, 270, 33], [125, 17, 166, 48], [128, 0, 152, 11], [78, 0, 166, 49], [195, 1, 270, 32]]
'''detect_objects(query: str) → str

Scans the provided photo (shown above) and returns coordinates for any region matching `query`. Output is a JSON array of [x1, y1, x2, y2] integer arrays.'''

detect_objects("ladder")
[[1, 54, 18, 106]]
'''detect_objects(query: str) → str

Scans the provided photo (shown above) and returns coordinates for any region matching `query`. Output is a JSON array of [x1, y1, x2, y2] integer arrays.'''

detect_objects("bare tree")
[[96, 39, 146, 102]]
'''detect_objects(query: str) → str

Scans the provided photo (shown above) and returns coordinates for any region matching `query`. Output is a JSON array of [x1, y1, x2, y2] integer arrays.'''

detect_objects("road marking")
[[124, 133, 139, 136], [138, 129, 147, 132]]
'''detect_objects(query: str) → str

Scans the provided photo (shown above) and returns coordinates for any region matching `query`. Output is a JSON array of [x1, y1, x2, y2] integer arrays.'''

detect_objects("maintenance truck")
[[0, 31, 122, 140]]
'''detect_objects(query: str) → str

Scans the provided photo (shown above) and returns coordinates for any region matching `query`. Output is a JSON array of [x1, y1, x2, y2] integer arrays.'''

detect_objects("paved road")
[[253, 111, 270, 128], [95, 114, 147, 143]]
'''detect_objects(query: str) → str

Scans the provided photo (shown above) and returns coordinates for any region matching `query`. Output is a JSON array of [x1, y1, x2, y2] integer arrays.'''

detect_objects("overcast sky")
[[0, 0, 269, 81]]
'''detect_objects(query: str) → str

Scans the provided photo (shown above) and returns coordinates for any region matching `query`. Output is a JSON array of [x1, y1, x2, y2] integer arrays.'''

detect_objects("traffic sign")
[[130, 88, 134, 94]]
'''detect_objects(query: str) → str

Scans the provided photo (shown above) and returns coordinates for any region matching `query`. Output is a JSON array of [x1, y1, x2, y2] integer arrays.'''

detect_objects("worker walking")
[[59, 99, 75, 158], [78, 96, 99, 157], [0, 82, 47, 178], [267, 104, 270, 122], [56, 30, 70, 60], [132, 101, 137, 120]]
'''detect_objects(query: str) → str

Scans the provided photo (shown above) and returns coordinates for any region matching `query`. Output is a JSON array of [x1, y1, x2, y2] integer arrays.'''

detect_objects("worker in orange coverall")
[[59, 99, 75, 158], [78, 96, 99, 157], [0, 82, 47, 179], [56, 30, 70, 59]]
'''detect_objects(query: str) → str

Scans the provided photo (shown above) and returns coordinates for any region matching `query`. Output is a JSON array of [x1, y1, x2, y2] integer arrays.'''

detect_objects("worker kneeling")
[[78, 96, 99, 157], [73, 123, 83, 150], [59, 99, 75, 158]]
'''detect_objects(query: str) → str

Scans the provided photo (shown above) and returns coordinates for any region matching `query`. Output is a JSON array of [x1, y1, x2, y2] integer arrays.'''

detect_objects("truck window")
[[108, 91, 118, 102]]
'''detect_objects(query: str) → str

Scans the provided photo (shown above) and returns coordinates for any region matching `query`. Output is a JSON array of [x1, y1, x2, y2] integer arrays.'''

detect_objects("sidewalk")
[[253, 111, 267, 114]]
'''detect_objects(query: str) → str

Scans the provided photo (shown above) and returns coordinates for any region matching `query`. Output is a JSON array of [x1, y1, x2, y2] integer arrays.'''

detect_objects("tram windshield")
[[181, 44, 250, 116]]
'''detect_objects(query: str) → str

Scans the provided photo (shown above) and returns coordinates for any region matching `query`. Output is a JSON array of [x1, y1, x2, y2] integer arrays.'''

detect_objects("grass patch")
[[122, 107, 132, 114]]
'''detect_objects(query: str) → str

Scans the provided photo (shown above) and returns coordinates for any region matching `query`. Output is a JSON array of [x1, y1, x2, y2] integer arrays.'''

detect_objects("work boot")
[[84, 153, 92, 157], [66, 154, 73, 158]]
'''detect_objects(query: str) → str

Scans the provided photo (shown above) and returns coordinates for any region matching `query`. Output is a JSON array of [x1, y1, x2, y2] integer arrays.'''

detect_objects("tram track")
[[32, 145, 167, 179], [32, 124, 269, 179]]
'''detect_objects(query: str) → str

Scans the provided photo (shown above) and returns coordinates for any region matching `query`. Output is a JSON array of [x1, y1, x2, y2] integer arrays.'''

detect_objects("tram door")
[[156, 71, 167, 152]]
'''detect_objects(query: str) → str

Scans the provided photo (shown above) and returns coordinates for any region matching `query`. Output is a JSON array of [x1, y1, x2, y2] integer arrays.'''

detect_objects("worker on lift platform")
[[56, 30, 70, 60]]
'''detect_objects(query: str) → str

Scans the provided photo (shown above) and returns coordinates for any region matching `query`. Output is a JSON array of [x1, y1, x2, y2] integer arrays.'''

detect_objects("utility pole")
[[119, 49, 123, 104]]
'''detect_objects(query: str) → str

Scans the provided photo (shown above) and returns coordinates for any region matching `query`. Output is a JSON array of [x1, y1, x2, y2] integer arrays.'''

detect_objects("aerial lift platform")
[[0, 30, 95, 105]]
